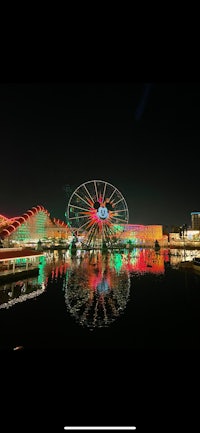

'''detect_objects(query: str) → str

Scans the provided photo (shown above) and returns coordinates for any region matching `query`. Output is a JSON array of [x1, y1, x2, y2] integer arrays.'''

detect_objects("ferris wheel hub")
[[97, 206, 109, 220]]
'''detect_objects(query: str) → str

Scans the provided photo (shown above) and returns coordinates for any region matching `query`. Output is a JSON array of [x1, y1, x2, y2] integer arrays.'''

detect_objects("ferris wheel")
[[66, 180, 129, 248]]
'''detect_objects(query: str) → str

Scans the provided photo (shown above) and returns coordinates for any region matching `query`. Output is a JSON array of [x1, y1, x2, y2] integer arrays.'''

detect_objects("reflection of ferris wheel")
[[64, 251, 131, 329], [67, 180, 129, 248]]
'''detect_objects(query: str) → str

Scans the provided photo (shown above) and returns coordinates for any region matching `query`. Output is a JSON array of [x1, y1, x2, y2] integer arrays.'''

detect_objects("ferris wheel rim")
[[70, 179, 126, 197], [67, 179, 129, 222]]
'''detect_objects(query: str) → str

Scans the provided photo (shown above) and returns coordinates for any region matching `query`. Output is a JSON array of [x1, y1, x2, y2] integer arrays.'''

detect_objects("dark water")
[[1, 247, 200, 351], [1, 248, 200, 433]]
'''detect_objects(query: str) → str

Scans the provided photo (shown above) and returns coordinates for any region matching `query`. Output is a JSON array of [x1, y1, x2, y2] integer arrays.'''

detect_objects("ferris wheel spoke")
[[77, 219, 94, 232], [106, 226, 115, 242], [110, 216, 128, 224], [106, 224, 115, 236], [87, 222, 97, 237], [74, 192, 91, 208], [104, 221, 111, 232], [103, 225, 111, 243], [112, 197, 124, 206], [108, 187, 117, 201], [114, 208, 128, 212], [79, 211, 95, 218], [86, 221, 99, 241], [110, 213, 127, 221], [87, 229, 96, 247], [102, 224, 106, 242], [106, 225, 112, 239], [68, 215, 90, 220], [94, 180, 99, 202], [83, 184, 94, 204], [92, 222, 100, 238], [69, 204, 90, 213], [102, 181, 107, 203]]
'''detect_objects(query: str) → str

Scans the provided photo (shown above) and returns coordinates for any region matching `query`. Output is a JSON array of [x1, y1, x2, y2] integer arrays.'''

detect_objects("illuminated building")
[[118, 224, 168, 247], [0, 205, 71, 247], [191, 211, 200, 230], [169, 230, 200, 246]]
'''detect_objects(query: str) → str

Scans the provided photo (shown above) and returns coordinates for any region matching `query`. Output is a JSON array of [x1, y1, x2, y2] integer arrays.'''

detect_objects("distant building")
[[169, 230, 200, 243], [191, 211, 200, 230], [117, 224, 168, 246]]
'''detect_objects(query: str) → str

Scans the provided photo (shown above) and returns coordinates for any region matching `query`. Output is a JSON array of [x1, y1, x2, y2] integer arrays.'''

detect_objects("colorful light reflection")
[[63, 248, 170, 328], [64, 251, 130, 329]]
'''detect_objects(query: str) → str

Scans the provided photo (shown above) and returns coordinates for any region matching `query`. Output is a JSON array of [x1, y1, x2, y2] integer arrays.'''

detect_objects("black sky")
[[0, 82, 199, 228]]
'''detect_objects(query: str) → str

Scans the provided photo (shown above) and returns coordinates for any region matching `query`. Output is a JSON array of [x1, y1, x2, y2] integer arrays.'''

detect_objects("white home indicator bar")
[[64, 428, 136, 431]]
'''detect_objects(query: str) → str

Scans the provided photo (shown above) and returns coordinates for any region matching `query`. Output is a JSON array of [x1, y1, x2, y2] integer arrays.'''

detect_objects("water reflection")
[[0, 255, 49, 309], [1, 246, 200, 350], [62, 249, 171, 329], [169, 248, 200, 268], [0, 278, 47, 309], [64, 251, 130, 329], [2, 246, 194, 320], [119, 248, 169, 275]]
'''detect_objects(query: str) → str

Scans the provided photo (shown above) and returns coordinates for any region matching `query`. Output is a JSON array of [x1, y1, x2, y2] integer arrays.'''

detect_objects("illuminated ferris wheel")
[[67, 180, 129, 248]]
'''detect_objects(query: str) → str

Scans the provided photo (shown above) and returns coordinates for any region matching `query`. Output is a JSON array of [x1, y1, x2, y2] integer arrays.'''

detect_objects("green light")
[[38, 255, 46, 285], [113, 253, 123, 273]]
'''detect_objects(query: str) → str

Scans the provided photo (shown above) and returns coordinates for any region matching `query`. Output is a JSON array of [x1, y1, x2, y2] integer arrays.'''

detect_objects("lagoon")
[[1, 248, 200, 350]]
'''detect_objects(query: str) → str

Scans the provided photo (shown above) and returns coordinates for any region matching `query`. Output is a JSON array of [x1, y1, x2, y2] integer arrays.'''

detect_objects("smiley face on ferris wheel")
[[94, 200, 112, 220]]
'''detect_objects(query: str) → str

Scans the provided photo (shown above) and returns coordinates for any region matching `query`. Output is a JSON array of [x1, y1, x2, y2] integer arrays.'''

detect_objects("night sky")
[[0, 82, 199, 228]]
